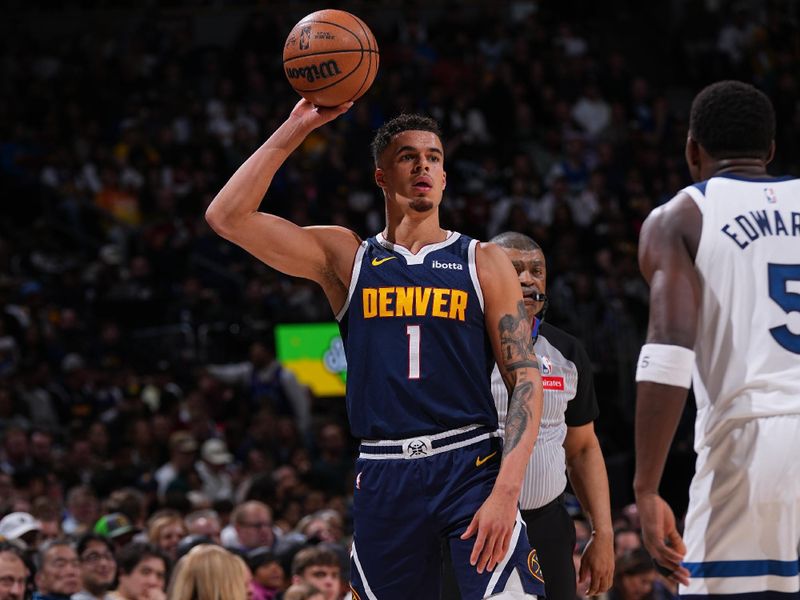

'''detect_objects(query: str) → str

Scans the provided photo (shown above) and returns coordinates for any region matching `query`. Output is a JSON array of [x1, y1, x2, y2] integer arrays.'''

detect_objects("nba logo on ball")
[[299, 26, 312, 50], [283, 9, 380, 107]]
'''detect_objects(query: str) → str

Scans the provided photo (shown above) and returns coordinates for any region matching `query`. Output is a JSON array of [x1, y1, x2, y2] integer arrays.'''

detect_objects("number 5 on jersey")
[[768, 263, 800, 353]]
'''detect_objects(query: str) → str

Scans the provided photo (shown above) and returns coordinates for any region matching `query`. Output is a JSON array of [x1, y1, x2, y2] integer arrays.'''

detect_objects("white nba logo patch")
[[764, 187, 778, 203], [540, 356, 553, 374]]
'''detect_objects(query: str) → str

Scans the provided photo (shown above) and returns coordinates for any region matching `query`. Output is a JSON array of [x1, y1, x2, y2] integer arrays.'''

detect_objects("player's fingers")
[[655, 560, 690, 586], [486, 529, 508, 572], [477, 524, 506, 573], [331, 101, 354, 115], [599, 567, 614, 593], [658, 545, 685, 569], [587, 569, 612, 596], [460, 516, 478, 541], [665, 529, 687, 555], [469, 529, 487, 568]]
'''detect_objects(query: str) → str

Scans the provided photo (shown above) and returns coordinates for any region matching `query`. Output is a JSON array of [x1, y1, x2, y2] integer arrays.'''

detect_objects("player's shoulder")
[[475, 240, 511, 264], [640, 188, 701, 253], [306, 224, 362, 244], [643, 189, 696, 230]]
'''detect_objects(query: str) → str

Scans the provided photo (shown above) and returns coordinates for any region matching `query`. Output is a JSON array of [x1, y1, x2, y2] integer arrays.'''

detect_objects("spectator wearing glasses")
[[33, 539, 82, 599], [0, 542, 29, 600], [223, 501, 275, 553], [72, 534, 116, 600]]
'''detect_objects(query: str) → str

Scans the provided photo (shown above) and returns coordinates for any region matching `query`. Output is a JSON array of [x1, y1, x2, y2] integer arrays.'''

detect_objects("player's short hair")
[[689, 80, 775, 160], [290, 546, 340, 577], [490, 232, 542, 253], [370, 114, 443, 164]]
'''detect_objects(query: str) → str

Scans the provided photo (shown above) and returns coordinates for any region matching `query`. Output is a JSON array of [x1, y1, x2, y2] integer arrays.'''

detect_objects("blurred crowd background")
[[0, 0, 798, 598]]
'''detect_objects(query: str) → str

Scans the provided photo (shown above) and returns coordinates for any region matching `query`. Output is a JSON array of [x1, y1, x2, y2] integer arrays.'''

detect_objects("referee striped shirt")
[[493, 322, 599, 510]]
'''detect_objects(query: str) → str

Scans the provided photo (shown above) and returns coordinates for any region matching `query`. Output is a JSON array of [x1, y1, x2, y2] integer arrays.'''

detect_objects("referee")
[[441, 232, 614, 600]]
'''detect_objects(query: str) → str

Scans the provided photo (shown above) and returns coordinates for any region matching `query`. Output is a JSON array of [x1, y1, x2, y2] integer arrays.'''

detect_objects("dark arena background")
[[1, 0, 798, 597]]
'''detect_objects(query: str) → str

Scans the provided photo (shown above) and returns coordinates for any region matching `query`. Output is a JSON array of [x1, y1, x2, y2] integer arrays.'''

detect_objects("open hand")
[[460, 491, 518, 574]]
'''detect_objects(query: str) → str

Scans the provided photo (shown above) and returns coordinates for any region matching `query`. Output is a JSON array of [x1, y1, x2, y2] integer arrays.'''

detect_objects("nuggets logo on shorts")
[[350, 584, 361, 600], [527, 548, 545, 583]]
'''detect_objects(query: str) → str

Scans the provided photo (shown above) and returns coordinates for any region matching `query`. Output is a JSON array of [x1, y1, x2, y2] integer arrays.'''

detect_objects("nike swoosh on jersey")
[[475, 451, 497, 467], [371, 256, 397, 266]]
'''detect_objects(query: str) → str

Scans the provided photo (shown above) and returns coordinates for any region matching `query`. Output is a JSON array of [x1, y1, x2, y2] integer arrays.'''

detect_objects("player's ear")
[[766, 140, 776, 165], [685, 134, 701, 170], [375, 167, 386, 189], [442, 169, 446, 190]]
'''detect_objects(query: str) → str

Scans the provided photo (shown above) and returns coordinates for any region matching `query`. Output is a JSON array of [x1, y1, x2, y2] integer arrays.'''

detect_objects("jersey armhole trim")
[[335, 241, 367, 322], [683, 184, 706, 213], [468, 239, 485, 312]]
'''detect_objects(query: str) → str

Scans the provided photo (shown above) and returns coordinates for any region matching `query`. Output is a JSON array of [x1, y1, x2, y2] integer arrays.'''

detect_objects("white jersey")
[[683, 174, 800, 449]]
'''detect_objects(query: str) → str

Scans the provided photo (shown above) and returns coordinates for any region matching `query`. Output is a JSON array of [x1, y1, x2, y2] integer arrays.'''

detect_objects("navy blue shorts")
[[349, 426, 546, 600]]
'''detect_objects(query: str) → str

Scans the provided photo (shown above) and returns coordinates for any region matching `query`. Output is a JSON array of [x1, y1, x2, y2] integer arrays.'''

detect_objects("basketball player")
[[205, 99, 546, 600], [442, 232, 613, 600], [634, 80, 800, 598]]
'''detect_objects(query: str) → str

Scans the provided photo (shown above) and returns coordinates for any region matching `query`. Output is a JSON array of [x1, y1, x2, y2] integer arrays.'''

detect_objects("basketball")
[[283, 9, 379, 107]]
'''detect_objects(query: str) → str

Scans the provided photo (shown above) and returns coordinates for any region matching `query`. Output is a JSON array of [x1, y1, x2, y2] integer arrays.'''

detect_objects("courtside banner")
[[275, 323, 348, 396]]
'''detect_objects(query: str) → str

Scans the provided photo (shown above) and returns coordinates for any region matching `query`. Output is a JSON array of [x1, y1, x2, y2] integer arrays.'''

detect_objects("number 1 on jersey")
[[406, 325, 421, 379]]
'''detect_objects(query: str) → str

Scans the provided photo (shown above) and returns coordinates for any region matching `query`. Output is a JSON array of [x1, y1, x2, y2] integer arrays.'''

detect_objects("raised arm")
[[634, 192, 702, 584], [205, 99, 361, 309], [460, 242, 543, 574]]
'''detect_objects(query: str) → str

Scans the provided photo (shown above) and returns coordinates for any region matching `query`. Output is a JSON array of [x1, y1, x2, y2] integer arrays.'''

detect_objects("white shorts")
[[681, 415, 800, 598]]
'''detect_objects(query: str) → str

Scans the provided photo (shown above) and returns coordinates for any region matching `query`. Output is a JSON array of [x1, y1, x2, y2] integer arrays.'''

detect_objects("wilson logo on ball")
[[285, 60, 342, 84]]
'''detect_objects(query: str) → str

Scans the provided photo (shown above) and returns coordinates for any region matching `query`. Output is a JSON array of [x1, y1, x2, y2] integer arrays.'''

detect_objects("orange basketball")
[[283, 9, 379, 107]]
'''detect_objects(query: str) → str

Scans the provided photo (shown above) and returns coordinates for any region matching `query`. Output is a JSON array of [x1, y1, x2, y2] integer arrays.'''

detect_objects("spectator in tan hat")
[[196, 439, 234, 502], [153, 432, 197, 501]]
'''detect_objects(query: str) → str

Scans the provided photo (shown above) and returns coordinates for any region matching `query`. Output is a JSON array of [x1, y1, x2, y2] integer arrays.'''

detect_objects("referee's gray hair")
[[490, 232, 541, 252]]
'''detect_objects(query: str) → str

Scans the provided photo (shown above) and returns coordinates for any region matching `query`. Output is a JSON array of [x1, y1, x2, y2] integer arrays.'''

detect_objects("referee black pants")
[[440, 493, 576, 600]]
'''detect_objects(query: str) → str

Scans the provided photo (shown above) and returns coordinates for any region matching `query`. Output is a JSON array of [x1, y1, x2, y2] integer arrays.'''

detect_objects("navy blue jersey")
[[337, 232, 497, 439]]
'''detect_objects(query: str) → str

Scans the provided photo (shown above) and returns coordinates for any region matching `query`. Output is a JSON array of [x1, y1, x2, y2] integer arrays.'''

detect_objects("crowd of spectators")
[[0, 0, 799, 597]]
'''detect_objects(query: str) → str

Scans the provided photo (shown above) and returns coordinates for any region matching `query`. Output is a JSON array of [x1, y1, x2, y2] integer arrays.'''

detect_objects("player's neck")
[[382, 216, 447, 254], [709, 158, 769, 179]]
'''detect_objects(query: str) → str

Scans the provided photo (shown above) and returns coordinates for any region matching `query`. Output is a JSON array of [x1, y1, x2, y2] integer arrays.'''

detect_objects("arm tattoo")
[[499, 300, 539, 457]]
